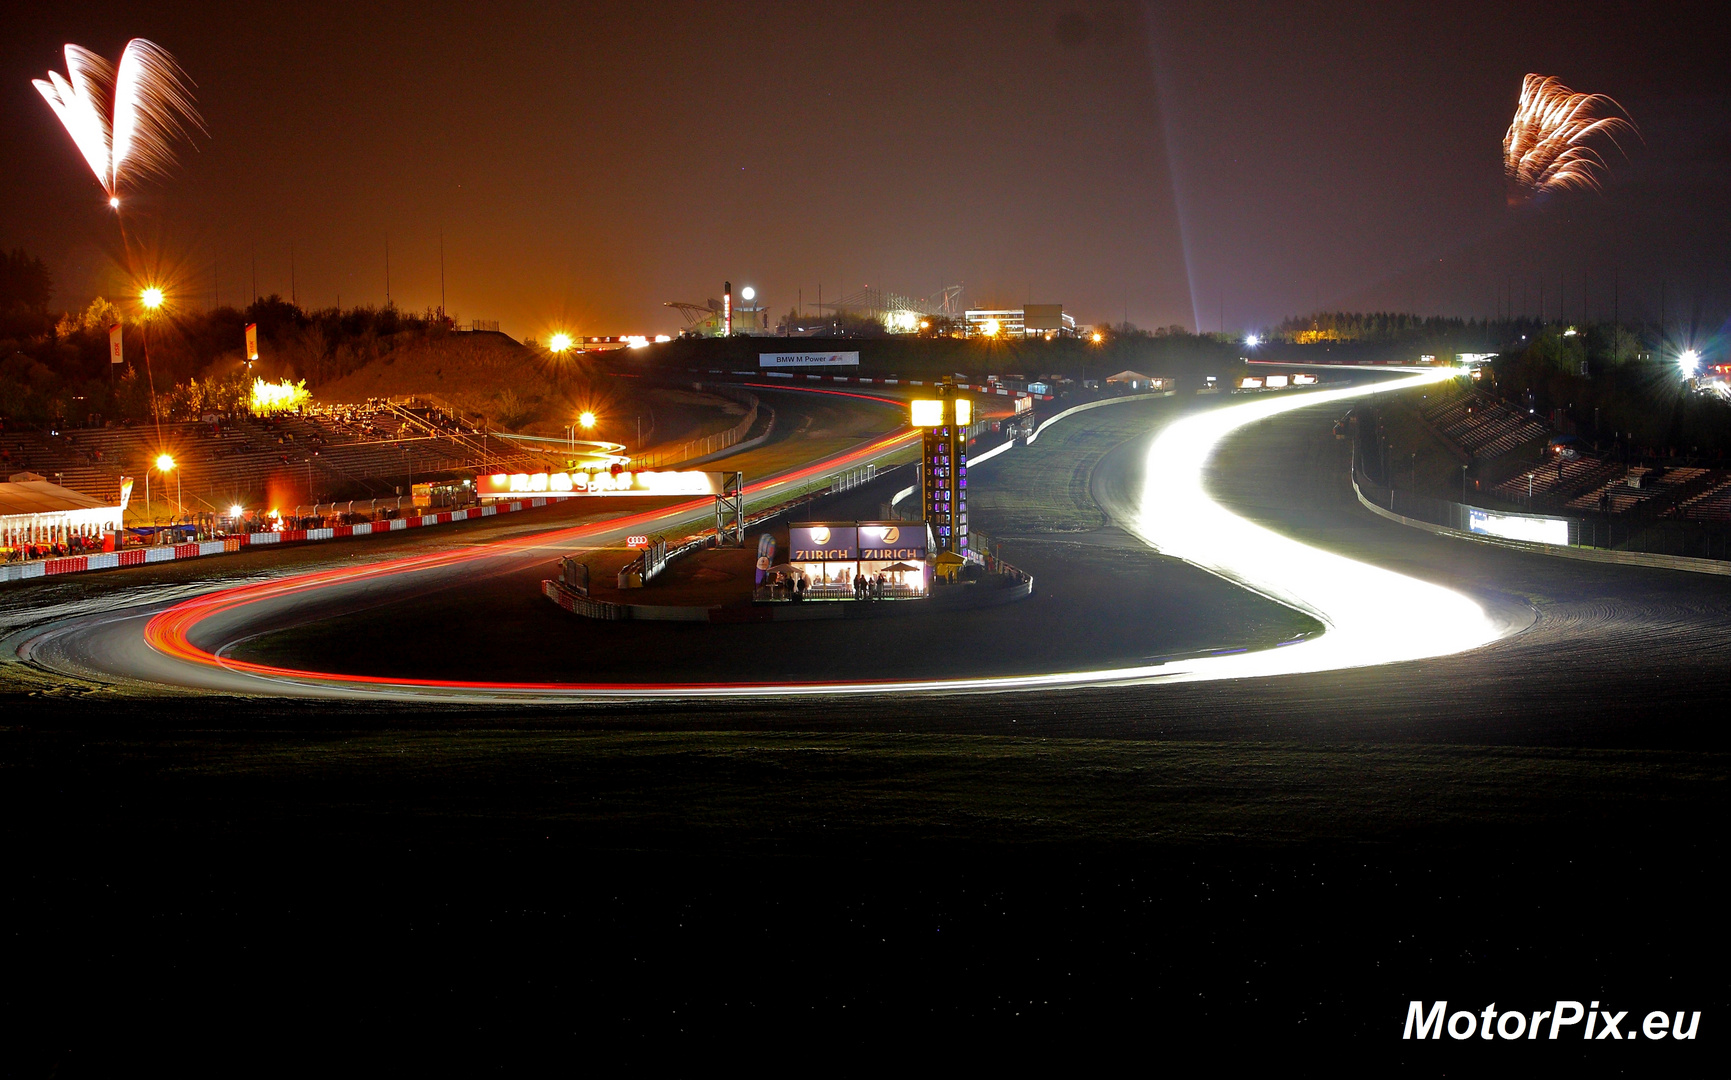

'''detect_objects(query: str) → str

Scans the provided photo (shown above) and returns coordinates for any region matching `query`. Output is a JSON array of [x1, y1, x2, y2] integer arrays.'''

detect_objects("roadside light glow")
[[228, 504, 244, 518], [140, 287, 163, 309], [741, 286, 756, 301], [1092, 331, 1104, 343], [982, 318, 1000, 336], [578, 411, 597, 429], [548, 333, 573, 353], [1681, 349, 1701, 376], [1244, 334, 1260, 347], [109, 197, 120, 209], [154, 453, 174, 472], [910, 399, 944, 427]]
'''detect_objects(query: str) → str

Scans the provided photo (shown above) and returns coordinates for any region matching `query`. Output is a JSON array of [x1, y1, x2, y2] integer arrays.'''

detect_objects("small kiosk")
[[785, 521, 933, 599]]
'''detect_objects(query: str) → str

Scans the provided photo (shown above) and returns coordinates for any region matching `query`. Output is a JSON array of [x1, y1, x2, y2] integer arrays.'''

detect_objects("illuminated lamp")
[[910, 399, 944, 427], [955, 398, 972, 425]]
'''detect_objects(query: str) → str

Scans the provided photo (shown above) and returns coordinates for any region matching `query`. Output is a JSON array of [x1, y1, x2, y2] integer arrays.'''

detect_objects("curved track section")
[[15, 369, 1523, 702]]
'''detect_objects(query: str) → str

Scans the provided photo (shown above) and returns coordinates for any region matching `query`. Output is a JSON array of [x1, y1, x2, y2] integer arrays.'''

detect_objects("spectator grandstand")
[[1670, 477, 1731, 523], [1418, 383, 1549, 461], [2, 399, 563, 520]]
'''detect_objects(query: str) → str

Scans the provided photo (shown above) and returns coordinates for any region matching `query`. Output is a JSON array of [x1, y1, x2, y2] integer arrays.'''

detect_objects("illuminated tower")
[[724, 281, 733, 337], [912, 380, 972, 556]]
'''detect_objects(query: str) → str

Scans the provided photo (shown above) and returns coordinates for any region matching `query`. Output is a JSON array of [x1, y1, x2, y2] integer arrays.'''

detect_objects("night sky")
[[4, 1, 1727, 339]]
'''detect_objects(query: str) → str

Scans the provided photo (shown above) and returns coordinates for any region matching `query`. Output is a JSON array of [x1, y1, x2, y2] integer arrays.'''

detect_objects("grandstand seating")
[[1668, 476, 1731, 523], [1419, 390, 1549, 461], [1492, 456, 1622, 505], [1565, 466, 1708, 515], [2, 399, 560, 515]]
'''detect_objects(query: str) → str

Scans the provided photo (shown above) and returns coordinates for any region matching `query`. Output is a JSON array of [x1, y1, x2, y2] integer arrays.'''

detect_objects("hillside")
[[312, 333, 746, 449]]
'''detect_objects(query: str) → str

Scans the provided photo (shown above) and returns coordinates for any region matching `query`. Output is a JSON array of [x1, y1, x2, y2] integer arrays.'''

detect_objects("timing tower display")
[[912, 381, 972, 556]]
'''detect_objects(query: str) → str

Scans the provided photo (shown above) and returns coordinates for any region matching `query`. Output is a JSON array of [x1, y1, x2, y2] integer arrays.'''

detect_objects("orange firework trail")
[[32, 39, 205, 209], [1503, 73, 1637, 207]]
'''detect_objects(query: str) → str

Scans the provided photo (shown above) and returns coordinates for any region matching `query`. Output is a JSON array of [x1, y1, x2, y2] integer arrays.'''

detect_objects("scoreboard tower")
[[913, 381, 972, 556]]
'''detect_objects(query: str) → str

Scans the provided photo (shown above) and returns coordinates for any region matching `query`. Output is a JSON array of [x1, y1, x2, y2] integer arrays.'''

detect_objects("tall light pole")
[[155, 454, 179, 520], [140, 287, 165, 451], [549, 333, 572, 392]]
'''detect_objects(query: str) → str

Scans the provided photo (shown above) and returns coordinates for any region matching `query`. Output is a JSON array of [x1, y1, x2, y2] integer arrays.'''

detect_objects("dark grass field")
[[3, 390, 1727, 1072], [4, 716, 1721, 1071]]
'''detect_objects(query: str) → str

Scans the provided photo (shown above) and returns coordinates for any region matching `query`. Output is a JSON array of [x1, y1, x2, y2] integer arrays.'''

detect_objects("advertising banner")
[[1023, 304, 1063, 331], [245, 323, 259, 362], [1468, 508, 1568, 546], [856, 522, 927, 561], [788, 524, 858, 561], [107, 323, 124, 365], [476, 470, 725, 498], [758, 352, 860, 368], [755, 531, 776, 584], [118, 477, 133, 510]]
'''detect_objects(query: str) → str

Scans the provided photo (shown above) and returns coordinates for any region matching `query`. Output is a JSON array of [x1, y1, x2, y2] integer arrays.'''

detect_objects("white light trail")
[[1127, 368, 1506, 681]]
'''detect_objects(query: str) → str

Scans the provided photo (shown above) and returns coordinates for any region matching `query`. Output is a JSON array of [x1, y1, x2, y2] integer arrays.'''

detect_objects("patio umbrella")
[[881, 562, 921, 573]]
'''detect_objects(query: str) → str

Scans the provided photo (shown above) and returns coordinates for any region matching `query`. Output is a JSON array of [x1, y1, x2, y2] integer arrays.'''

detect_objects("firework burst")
[[33, 39, 205, 208], [1503, 73, 1637, 207]]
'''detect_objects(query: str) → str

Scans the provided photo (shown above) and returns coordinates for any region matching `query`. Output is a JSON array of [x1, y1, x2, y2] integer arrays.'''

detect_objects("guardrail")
[[1351, 457, 1731, 571]]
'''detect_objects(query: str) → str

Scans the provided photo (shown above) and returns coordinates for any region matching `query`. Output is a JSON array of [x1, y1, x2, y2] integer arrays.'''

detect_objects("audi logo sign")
[[626, 535, 651, 548]]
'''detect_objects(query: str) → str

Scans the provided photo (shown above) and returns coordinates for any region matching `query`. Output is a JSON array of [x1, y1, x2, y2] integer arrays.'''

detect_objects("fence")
[[633, 389, 762, 468]]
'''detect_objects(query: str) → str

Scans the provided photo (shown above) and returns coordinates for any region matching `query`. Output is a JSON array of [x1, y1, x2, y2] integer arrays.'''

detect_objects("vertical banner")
[[245, 323, 259, 361], [119, 477, 134, 510], [755, 532, 776, 584], [108, 323, 124, 365]]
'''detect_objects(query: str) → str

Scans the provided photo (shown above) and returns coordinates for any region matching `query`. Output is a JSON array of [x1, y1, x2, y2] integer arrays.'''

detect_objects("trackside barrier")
[[0, 498, 556, 584], [1025, 390, 1176, 445], [1352, 470, 1731, 578], [674, 368, 1055, 401]]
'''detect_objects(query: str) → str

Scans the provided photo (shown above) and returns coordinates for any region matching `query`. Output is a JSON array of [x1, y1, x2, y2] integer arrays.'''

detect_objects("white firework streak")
[[33, 39, 205, 200]]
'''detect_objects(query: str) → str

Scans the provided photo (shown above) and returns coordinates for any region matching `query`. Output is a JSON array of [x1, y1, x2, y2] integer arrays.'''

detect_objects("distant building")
[[965, 306, 1077, 338]]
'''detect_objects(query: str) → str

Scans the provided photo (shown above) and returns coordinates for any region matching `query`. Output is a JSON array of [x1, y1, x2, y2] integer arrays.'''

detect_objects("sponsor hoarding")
[[108, 323, 123, 365], [789, 524, 858, 561], [857, 522, 927, 561], [759, 352, 860, 368], [477, 470, 724, 498], [1468, 508, 1568, 546], [245, 323, 259, 362], [1023, 304, 1064, 331]]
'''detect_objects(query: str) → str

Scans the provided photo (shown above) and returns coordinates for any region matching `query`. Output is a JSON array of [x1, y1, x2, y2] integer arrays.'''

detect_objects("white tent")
[[1, 479, 123, 554]]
